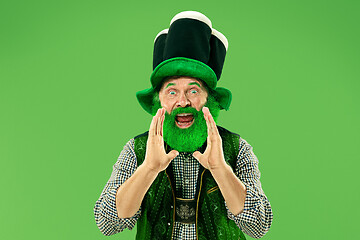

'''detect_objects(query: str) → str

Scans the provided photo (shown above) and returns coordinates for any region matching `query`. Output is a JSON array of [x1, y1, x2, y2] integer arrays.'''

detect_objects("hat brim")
[[150, 57, 218, 89], [136, 86, 232, 115], [137, 57, 231, 115]]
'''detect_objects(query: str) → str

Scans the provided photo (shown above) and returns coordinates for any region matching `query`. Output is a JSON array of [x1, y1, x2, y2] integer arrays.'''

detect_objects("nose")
[[176, 92, 190, 108]]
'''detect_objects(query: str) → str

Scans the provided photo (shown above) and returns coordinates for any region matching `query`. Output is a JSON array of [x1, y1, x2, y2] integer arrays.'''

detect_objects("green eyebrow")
[[165, 83, 176, 89], [189, 82, 201, 87], [165, 82, 201, 89]]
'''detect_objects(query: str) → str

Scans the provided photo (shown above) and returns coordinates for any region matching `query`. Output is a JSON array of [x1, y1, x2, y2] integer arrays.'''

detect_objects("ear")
[[213, 87, 232, 111], [151, 92, 162, 116]]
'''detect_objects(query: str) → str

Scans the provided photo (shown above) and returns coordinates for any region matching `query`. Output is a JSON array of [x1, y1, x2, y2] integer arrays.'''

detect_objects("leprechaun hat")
[[136, 11, 232, 115]]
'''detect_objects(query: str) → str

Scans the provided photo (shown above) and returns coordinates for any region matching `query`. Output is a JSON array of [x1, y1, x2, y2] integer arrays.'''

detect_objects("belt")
[[175, 197, 196, 224]]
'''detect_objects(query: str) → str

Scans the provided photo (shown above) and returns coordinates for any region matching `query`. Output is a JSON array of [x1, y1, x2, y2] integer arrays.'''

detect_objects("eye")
[[190, 89, 198, 94], [169, 91, 176, 95]]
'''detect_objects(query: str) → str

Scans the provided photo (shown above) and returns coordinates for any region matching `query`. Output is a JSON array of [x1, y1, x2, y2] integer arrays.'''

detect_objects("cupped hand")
[[192, 107, 227, 171], [143, 108, 179, 173]]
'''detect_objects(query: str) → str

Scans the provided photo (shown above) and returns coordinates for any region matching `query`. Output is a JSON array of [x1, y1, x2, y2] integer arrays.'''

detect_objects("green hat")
[[136, 11, 232, 115]]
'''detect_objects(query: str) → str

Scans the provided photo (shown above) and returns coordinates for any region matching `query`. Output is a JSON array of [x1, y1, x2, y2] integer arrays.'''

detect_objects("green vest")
[[134, 126, 246, 240]]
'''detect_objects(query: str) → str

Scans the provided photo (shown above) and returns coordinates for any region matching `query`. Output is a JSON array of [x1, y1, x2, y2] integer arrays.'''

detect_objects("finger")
[[208, 108, 219, 135], [192, 151, 202, 160], [157, 108, 165, 136], [193, 151, 207, 169], [203, 107, 219, 138], [160, 109, 165, 137], [205, 107, 217, 132], [167, 150, 179, 161], [156, 108, 163, 135], [149, 108, 161, 136], [202, 107, 213, 135], [202, 107, 210, 128], [206, 134, 211, 149]]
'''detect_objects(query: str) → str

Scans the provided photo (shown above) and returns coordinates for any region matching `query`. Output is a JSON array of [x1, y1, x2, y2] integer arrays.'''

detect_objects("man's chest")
[[172, 153, 200, 199]]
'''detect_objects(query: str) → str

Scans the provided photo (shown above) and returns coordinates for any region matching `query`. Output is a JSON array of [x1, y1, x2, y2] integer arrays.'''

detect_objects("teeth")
[[177, 113, 193, 116]]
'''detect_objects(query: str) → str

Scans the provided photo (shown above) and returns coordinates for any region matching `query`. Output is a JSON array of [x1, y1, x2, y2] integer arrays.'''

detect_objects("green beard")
[[159, 95, 220, 152], [163, 107, 207, 152]]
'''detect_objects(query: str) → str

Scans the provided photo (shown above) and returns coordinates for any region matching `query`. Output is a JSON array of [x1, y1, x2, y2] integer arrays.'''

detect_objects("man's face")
[[156, 76, 216, 152], [158, 77, 208, 129]]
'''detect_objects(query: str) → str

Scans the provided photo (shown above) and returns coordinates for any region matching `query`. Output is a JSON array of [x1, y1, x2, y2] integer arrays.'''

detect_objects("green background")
[[1, 0, 359, 239]]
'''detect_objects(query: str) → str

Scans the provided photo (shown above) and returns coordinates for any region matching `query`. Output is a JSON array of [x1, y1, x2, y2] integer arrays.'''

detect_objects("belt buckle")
[[175, 197, 196, 224]]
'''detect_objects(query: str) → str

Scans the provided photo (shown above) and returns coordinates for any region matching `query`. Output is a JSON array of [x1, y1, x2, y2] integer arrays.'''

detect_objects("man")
[[94, 11, 273, 239]]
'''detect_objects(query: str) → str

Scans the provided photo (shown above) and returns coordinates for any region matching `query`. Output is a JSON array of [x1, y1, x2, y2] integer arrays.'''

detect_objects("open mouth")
[[175, 113, 194, 129]]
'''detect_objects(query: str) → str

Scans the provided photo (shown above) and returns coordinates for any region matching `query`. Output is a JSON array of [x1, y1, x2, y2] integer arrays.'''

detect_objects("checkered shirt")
[[94, 137, 273, 239]]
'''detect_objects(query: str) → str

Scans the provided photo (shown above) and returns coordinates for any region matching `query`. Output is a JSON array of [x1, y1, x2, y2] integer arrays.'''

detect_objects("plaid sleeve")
[[94, 138, 141, 236], [226, 138, 273, 239]]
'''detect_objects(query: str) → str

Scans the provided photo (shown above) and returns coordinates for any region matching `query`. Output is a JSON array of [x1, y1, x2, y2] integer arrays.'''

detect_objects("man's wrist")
[[209, 162, 231, 176], [141, 161, 161, 176]]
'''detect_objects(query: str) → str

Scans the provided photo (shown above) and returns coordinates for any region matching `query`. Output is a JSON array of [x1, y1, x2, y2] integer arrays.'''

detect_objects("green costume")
[[134, 11, 242, 239], [94, 11, 273, 240]]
